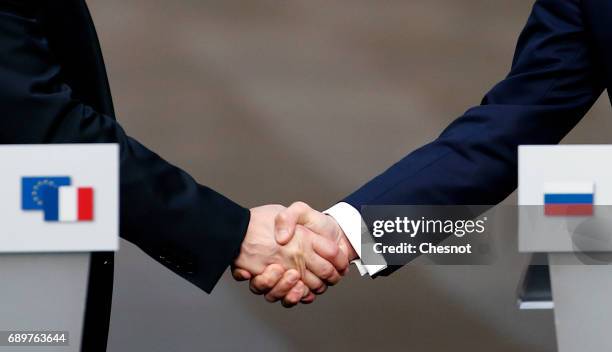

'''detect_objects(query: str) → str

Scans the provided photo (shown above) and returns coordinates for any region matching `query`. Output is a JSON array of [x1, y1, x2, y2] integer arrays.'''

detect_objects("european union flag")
[[21, 176, 71, 210]]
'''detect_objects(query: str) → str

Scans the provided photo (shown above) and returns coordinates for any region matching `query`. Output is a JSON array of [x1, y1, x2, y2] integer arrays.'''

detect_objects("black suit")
[[0, 1, 250, 350]]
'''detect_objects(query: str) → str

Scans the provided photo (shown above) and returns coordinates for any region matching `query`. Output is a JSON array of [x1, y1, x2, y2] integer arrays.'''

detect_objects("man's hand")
[[232, 205, 349, 307], [276, 202, 357, 260], [243, 202, 358, 306]]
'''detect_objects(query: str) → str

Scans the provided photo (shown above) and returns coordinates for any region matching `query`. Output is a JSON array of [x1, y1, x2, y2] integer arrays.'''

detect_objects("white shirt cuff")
[[324, 202, 387, 277]]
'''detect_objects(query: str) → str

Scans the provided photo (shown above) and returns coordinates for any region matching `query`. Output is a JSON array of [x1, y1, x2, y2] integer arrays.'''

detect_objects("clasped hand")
[[232, 203, 357, 307]]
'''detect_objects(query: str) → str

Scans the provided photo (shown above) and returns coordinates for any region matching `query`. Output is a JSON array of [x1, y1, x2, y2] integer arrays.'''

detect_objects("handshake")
[[232, 202, 358, 307]]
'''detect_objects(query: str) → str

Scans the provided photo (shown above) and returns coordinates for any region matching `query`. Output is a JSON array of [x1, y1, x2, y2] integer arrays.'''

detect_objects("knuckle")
[[253, 276, 271, 290], [311, 281, 326, 293], [275, 212, 287, 223], [262, 276, 275, 288], [327, 244, 339, 257], [336, 257, 348, 271], [320, 265, 335, 279], [276, 280, 290, 292], [304, 278, 322, 291], [266, 265, 280, 276], [291, 201, 309, 212]]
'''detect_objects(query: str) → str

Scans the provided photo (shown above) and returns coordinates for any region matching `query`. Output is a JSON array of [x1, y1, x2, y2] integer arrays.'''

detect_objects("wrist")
[[334, 221, 358, 261], [235, 205, 284, 273]]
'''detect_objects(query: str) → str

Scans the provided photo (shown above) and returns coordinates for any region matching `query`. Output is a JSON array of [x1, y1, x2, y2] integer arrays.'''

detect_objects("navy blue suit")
[[344, 0, 607, 274], [0, 3, 251, 348], [0, 0, 249, 297]]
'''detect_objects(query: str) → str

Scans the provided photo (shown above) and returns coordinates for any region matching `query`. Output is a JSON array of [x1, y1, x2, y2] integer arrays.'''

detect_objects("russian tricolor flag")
[[41, 186, 94, 222], [544, 182, 594, 216]]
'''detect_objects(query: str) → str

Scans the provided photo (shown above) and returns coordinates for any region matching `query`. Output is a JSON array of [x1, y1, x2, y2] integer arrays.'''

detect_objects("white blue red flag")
[[21, 176, 94, 222], [544, 182, 594, 216]]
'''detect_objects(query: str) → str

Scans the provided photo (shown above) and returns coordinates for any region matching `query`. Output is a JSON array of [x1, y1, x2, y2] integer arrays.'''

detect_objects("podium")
[[0, 254, 90, 351], [0, 145, 118, 352], [519, 145, 612, 352]]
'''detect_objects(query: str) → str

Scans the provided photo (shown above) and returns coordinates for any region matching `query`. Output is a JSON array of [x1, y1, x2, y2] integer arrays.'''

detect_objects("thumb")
[[275, 201, 318, 245], [274, 210, 297, 245], [232, 267, 252, 281], [312, 233, 349, 274]]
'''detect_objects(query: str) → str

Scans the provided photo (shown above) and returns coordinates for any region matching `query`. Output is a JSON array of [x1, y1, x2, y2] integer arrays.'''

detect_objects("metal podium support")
[[518, 254, 612, 351]]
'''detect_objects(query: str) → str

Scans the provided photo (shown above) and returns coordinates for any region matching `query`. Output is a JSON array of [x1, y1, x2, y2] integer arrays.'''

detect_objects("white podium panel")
[[519, 145, 612, 352], [0, 144, 119, 351], [0, 254, 89, 352], [519, 145, 612, 252], [0, 144, 119, 252], [549, 253, 612, 352]]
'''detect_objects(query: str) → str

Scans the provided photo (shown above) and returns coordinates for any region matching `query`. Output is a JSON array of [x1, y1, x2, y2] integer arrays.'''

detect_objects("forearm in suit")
[[343, 0, 605, 276], [0, 10, 249, 293]]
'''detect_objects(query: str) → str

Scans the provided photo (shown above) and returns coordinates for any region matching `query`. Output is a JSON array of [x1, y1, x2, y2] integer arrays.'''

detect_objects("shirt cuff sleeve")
[[324, 202, 387, 277]]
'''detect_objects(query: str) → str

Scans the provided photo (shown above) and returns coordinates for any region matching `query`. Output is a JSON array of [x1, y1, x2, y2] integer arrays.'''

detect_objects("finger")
[[301, 291, 316, 304], [296, 225, 347, 280], [249, 264, 284, 295], [232, 268, 252, 281], [290, 226, 343, 285], [301, 269, 328, 294], [312, 235, 349, 274], [305, 250, 342, 285], [341, 263, 350, 276], [282, 281, 306, 308], [264, 269, 301, 302], [275, 201, 320, 245]]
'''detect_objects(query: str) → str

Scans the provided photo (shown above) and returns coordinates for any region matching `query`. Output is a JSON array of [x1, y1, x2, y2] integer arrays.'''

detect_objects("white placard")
[[0, 144, 119, 252], [519, 145, 612, 252]]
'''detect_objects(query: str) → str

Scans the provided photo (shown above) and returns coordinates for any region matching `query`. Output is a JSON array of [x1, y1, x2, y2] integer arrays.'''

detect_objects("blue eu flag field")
[[21, 176, 71, 210]]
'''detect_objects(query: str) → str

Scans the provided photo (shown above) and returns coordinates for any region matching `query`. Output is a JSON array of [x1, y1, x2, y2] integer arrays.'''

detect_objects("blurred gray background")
[[85, 0, 612, 351]]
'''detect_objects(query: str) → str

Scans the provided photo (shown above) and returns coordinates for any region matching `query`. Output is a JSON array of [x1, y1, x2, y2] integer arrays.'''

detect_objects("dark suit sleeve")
[[343, 0, 605, 275], [0, 10, 249, 293]]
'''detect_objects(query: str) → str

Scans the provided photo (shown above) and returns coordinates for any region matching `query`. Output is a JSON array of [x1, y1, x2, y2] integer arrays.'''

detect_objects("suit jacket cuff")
[[196, 195, 250, 293], [324, 202, 386, 277]]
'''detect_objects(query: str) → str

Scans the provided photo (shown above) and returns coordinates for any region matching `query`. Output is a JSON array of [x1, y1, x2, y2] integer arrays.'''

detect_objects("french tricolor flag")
[[42, 186, 94, 222], [544, 182, 594, 216]]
